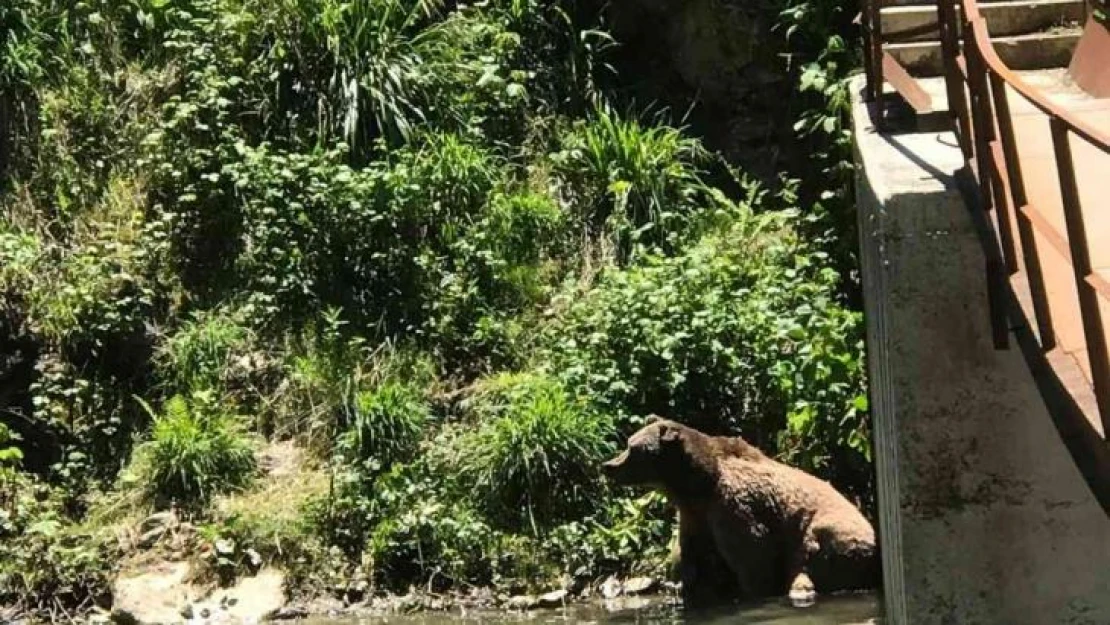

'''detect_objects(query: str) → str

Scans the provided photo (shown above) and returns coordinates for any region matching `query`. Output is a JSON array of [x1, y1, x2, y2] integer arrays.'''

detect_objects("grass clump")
[[552, 106, 709, 259], [127, 393, 257, 510], [338, 381, 431, 475], [158, 309, 253, 395], [457, 372, 614, 532]]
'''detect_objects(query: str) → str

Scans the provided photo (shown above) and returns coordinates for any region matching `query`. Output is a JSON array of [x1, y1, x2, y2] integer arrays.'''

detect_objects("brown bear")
[[602, 416, 879, 608]]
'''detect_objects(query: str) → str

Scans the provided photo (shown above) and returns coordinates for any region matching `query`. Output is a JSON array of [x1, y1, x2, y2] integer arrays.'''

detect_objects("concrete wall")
[[851, 76, 1110, 625]]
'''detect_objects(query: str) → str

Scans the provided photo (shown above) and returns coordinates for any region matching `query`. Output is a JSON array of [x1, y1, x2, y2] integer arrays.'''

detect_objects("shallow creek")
[[301, 593, 880, 625]]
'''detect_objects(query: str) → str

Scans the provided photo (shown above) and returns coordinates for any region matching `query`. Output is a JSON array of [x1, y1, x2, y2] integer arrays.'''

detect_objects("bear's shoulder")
[[709, 435, 767, 462]]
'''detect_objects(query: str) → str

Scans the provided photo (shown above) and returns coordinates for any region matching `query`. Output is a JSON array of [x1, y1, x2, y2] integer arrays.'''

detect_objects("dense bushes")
[[0, 431, 115, 617], [543, 202, 871, 497], [0, 0, 869, 616], [226, 135, 503, 332]]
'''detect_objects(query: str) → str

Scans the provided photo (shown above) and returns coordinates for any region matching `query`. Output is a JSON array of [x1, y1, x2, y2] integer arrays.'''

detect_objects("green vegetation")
[[550, 108, 709, 259], [457, 372, 615, 532], [0, 424, 117, 617], [129, 393, 258, 509], [0, 0, 865, 618], [543, 199, 870, 500]]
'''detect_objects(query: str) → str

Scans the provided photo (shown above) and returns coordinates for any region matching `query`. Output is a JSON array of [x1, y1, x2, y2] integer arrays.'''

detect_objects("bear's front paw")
[[787, 572, 816, 607]]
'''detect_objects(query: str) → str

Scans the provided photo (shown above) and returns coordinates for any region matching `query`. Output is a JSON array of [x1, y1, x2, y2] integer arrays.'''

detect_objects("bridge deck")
[[999, 75, 1110, 414]]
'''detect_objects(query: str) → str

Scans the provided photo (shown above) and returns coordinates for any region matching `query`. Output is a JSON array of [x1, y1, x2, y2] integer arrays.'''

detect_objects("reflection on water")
[[304, 593, 880, 625]]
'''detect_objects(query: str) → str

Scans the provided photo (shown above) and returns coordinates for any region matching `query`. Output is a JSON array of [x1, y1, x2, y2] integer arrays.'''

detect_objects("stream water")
[[302, 593, 880, 625]]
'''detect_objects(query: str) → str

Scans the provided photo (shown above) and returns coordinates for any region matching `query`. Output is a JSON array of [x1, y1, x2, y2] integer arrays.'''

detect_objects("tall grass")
[[129, 393, 257, 509], [338, 381, 430, 473], [553, 106, 708, 259], [319, 0, 446, 150], [158, 310, 251, 395], [250, 0, 454, 156], [457, 372, 614, 533]]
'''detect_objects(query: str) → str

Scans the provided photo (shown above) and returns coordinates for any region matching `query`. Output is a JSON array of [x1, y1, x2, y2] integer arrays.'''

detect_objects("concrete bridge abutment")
[[851, 76, 1110, 624]]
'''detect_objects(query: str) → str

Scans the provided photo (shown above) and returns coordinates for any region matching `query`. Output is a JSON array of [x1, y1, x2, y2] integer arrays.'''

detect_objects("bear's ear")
[[645, 414, 662, 425]]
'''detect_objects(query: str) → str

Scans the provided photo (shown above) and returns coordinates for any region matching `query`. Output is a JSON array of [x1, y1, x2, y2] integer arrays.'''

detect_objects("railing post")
[[863, 0, 877, 103], [863, 16, 875, 103], [964, 28, 993, 201], [865, 0, 886, 117], [1049, 119, 1110, 434], [963, 21, 1011, 348], [986, 147, 1019, 273], [938, 0, 973, 159], [990, 73, 1057, 349]]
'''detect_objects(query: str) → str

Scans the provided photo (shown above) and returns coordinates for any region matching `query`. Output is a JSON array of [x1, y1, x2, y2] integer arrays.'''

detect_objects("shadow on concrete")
[[877, 131, 957, 187], [1011, 297, 1110, 516], [956, 164, 1110, 516]]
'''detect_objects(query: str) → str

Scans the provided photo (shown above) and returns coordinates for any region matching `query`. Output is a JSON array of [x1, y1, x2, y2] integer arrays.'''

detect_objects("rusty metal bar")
[[866, 0, 886, 127], [884, 21, 942, 43], [862, 10, 877, 104], [1020, 204, 1072, 263], [861, 0, 940, 126], [965, 23, 994, 193], [881, 52, 933, 114], [1049, 118, 1110, 435], [961, 24, 1012, 348], [939, 0, 973, 158], [990, 71, 1057, 349], [1087, 272, 1110, 302], [987, 140, 1019, 272]]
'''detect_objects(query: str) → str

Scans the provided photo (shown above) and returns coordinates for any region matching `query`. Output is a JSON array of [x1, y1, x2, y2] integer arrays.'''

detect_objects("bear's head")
[[602, 416, 704, 490]]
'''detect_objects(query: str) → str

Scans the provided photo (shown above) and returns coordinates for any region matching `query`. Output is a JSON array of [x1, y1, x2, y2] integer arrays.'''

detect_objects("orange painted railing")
[[940, 1, 1110, 423], [862, 1, 1110, 513]]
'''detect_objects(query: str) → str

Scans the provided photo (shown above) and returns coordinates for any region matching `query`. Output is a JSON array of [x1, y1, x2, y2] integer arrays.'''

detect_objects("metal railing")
[[861, 0, 937, 121], [862, 0, 1110, 510], [939, 1, 1110, 435]]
